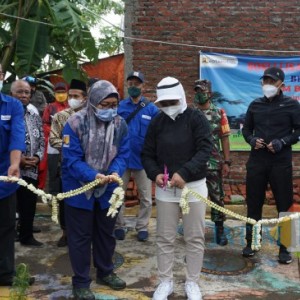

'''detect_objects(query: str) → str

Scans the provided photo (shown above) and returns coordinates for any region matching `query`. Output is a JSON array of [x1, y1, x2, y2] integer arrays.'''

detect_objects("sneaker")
[[152, 280, 174, 300], [72, 287, 95, 300], [57, 235, 68, 247], [20, 237, 43, 247], [96, 272, 126, 290], [278, 246, 292, 264], [242, 246, 255, 257], [114, 228, 126, 240], [185, 281, 202, 300], [137, 230, 148, 242]]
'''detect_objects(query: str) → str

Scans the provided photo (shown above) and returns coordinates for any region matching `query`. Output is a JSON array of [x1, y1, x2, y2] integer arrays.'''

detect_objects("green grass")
[[229, 134, 300, 151]]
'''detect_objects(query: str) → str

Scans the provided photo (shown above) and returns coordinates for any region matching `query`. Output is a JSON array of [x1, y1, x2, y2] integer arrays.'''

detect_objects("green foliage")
[[9, 263, 31, 300], [0, 0, 124, 81]]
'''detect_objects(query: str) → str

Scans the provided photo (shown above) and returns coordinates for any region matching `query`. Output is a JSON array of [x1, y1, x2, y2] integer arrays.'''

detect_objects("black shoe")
[[215, 224, 228, 246], [96, 272, 126, 290], [32, 226, 41, 233], [20, 237, 43, 247], [57, 235, 67, 247], [73, 287, 95, 300], [242, 246, 255, 257], [0, 276, 35, 286], [278, 246, 292, 264], [114, 228, 126, 240]]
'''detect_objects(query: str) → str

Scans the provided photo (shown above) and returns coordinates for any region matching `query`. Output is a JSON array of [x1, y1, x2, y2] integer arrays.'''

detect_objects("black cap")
[[261, 67, 285, 82], [127, 71, 144, 83], [70, 79, 87, 93], [54, 82, 68, 92]]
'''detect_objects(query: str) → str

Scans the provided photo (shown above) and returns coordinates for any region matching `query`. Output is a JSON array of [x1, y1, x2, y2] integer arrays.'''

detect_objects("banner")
[[200, 52, 300, 150]]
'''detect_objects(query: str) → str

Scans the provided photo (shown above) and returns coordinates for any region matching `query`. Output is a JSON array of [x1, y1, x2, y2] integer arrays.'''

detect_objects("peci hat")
[[127, 71, 144, 83], [155, 76, 183, 103], [194, 79, 211, 92], [70, 79, 87, 93], [54, 82, 68, 92], [261, 67, 285, 82]]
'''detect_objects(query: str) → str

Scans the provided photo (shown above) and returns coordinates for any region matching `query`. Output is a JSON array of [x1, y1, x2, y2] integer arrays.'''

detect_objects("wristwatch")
[[223, 160, 232, 166]]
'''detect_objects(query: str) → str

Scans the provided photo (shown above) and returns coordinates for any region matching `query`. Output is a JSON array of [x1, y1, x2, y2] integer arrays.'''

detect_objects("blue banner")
[[200, 51, 300, 130]]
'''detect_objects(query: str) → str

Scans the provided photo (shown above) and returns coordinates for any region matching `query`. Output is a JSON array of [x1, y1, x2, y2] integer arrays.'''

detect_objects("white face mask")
[[0, 80, 3, 92], [160, 105, 181, 120], [68, 98, 83, 109], [262, 84, 281, 99]]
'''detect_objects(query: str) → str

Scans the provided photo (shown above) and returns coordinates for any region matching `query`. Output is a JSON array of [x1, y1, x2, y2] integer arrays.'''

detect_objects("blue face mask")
[[94, 107, 117, 122]]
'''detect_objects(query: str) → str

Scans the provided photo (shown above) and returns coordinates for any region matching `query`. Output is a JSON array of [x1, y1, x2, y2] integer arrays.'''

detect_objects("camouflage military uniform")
[[199, 103, 230, 222]]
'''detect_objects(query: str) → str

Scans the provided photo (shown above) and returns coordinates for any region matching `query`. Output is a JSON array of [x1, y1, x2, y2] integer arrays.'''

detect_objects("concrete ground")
[[1, 204, 300, 300]]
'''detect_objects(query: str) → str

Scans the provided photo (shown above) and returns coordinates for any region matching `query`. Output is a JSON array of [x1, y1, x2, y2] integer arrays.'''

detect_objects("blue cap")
[[127, 71, 144, 83]]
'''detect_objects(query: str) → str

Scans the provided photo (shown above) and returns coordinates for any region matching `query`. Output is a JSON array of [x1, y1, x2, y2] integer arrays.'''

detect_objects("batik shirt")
[[22, 107, 45, 180], [199, 103, 230, 170], [49, 108, 74, 150]]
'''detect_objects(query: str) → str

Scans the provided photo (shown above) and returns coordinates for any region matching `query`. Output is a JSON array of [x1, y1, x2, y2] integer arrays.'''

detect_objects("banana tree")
[[0, 0, 123, 82]]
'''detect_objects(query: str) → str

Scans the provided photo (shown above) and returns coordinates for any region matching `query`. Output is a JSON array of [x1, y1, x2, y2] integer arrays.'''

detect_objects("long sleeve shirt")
[[0, 94, 26, 199]]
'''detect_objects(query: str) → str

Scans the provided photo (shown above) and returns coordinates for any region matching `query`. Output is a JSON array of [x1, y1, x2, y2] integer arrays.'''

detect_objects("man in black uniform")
[[242, 67, 300, 264]]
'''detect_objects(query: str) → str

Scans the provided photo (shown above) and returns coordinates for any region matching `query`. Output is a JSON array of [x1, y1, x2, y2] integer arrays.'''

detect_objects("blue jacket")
[[61, 122, 130, 210], [0, 93, 26, 199], [118, 96, 159, 169]]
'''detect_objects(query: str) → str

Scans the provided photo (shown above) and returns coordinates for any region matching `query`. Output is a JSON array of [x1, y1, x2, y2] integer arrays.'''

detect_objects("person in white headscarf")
[[142, 77, 212, 300], [61, 80, 129, 300]]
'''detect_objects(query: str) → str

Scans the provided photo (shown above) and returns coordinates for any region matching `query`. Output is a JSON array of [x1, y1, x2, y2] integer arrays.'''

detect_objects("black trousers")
[[245, 159, 293, 241], [0, 193, 16, 281], [65, 203, 117, 288], [17, 177, 38, 242]]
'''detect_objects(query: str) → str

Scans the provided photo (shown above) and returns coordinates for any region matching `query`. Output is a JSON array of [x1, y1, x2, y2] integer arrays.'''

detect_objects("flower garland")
[[0, 175, 124, 224], [2, 175, 300, 251], [178, 186, 300, 251]]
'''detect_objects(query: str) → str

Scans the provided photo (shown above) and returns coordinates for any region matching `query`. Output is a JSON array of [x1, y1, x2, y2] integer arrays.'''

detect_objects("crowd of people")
[[0, 65, 299, 300]]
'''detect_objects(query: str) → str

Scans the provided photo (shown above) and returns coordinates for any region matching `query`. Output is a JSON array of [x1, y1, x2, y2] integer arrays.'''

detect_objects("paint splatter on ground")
[[1, 212, 300, 300]]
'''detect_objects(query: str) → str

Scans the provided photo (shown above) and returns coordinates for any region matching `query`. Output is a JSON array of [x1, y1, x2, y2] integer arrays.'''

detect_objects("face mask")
[[160, 105, 181, 120], [94, 107, 118, 122], [194, 92, 209, 104], [55, 92, 68, 102], [262, 84, 281, 99], [128, 86, 141, 98], [68, 98, 83, 109], [0, 80, 3, 92]]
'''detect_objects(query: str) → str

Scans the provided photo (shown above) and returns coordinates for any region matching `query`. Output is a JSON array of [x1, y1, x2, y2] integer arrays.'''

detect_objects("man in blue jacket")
[[114, 71, 159, 241], [0, 65, 27, 286]]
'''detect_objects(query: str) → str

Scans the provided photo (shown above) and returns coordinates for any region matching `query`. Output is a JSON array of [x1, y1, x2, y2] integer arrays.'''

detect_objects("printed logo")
[[1, 115, 11, 121], [63, 134, 70, 147]]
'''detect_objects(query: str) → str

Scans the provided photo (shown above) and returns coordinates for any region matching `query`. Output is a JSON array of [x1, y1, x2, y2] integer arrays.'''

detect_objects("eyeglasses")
[[98, 102, 118, 109], [14, 90, 31, 95]]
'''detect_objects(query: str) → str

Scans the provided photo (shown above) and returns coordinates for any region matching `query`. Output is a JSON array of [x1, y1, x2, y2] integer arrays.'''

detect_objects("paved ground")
[[1, 204, 300, 300]]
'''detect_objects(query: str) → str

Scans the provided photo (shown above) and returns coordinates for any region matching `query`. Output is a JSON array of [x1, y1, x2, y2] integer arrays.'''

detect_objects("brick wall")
[[124, 0, 300, 101], [123, 0, 300, 205]]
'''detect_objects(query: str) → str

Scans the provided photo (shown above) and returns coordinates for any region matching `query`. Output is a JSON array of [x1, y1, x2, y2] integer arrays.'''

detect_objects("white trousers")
[[156, 199, 206, 282]]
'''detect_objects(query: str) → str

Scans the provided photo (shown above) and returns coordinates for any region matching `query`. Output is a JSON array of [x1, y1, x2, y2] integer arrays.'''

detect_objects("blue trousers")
[[65, 203, 117, 288]]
